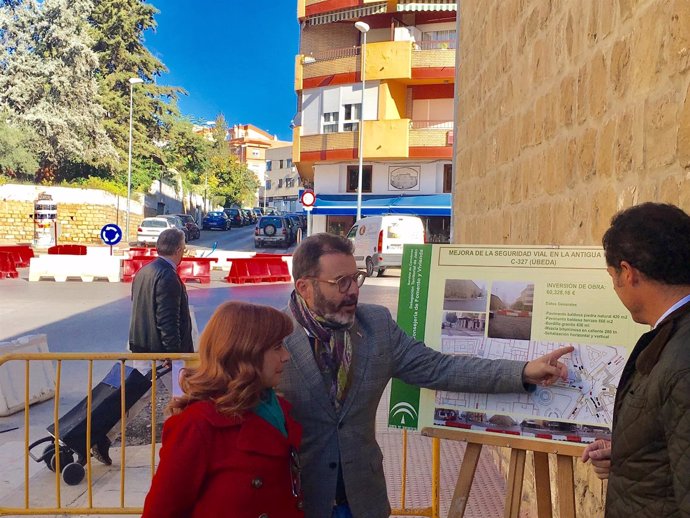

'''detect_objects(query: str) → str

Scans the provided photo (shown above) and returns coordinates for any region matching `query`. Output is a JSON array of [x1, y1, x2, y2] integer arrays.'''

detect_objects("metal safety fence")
[[0, 352, 440, 516]]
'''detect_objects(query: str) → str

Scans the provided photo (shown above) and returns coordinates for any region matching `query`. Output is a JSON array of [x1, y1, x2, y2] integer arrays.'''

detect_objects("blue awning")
[[311, 193, 451, 216]]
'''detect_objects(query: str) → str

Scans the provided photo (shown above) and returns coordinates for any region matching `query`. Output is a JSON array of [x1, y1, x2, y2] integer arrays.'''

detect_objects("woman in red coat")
[[142, 301, 303, 518]]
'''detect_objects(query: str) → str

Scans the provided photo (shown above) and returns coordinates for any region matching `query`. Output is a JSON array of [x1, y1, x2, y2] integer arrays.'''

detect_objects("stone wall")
[[0, 185, 144, 245], [456, 0, 690, 246], [455, 0, 690, 516]]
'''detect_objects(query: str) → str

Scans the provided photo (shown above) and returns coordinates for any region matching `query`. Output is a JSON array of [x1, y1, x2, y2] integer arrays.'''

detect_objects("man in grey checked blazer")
[[278, 233, 572, 518]]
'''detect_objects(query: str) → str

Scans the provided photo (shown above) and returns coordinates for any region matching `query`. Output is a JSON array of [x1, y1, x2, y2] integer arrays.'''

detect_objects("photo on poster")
[[432, 407, 612, 442], [433, 338, 628, 441], [443, 279, 488, 312], [441, 311, 486, 337], [487, 281, 534, 340]]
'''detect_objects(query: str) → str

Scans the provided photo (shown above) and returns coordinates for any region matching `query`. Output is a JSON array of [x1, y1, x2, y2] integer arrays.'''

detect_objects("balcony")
[[296, 119, 452, 165], [298, 39, 455, 89]]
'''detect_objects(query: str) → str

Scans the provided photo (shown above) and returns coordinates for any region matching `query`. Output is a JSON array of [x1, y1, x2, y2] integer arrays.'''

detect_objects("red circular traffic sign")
[[301, 189, 315, 207]]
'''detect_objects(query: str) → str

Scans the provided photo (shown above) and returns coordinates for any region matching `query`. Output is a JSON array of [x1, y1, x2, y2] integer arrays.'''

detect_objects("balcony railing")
[[303, 46, 360, 64]]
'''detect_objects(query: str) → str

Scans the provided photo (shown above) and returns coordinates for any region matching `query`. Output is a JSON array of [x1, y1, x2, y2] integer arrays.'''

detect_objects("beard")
[[312, 284, 358, 328]]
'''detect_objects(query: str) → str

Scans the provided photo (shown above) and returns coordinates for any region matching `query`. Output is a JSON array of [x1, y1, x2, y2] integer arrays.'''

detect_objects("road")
[[0, 226, 400, 441], [190, 222, 297, 254]]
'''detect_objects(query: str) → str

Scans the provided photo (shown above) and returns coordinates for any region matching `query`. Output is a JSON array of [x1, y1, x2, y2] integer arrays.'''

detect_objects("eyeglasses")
[[289, 446, 301, 497], [310, 271, 366, 293]]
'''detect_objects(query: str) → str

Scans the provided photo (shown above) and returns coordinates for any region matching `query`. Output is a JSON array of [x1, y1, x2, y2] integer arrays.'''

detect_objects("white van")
[[346, 215, 425, 277]]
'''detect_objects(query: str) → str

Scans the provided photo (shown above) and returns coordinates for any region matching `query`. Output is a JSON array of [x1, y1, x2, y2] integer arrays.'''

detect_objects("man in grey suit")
[[278, 233, 573, 518]]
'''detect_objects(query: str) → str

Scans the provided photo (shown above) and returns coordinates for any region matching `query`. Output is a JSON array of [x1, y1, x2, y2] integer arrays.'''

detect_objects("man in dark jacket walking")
[[91, 228, 193, 466], [582, 202, 690, 517], [129, 227, 193, 355]]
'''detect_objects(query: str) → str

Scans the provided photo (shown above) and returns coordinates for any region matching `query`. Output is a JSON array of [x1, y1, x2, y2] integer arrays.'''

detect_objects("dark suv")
[[175, 214, 201, 240], [254, 216, 292, 248], [224, 207, 244, 227]]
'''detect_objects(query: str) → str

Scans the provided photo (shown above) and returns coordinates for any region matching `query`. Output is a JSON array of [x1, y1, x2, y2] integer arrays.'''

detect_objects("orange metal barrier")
[[0, 352, 196, 516], [0, 352, 439, 517]]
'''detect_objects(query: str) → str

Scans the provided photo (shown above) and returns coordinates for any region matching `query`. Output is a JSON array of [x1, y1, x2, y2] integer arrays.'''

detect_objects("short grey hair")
[[156, 228, 185, 256]]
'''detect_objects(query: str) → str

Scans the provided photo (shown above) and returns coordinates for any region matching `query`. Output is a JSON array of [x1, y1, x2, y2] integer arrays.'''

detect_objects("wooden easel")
[[422, 427, 586, 518]]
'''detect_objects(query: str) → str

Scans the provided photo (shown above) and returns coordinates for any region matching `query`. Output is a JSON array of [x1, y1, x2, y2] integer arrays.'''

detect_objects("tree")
[[0, 115, 39, 180], [203, 114, 260, 208], [0, 0, 116, 181], [89, 0, 184, 168]]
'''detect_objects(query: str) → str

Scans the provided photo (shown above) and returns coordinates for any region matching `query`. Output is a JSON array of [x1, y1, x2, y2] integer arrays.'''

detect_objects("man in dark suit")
[[278, 233, 573, 518], [129, 227, 193, 355], [582, 203, 690, 517]]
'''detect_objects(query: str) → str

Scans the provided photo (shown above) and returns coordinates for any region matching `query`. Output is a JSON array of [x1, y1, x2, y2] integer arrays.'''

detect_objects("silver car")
[[136, 217, 176, 245]]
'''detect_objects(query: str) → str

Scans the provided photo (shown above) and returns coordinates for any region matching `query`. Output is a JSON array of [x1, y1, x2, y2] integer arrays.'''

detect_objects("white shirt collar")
[[654, 294, 690, 328]]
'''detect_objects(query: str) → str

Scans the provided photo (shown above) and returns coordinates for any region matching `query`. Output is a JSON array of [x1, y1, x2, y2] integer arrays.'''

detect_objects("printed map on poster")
[[390, 245, 646, 445]]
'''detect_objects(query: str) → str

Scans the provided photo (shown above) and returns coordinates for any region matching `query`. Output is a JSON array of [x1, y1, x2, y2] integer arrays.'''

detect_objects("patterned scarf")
[[289, 290, 353, 410]]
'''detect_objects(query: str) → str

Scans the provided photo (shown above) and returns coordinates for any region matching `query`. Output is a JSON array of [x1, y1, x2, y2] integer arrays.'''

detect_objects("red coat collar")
[[182, 399, 301, 456]]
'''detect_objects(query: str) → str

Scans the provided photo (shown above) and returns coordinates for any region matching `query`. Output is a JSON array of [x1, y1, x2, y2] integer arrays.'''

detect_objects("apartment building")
[[293, 0, 456, 240], [228, 124, 290, 205], [265, 143, 303, 212]]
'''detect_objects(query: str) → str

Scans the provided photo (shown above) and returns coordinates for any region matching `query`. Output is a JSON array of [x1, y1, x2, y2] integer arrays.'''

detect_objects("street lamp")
[[126, 77, 144, 244], [354, 21, 369, 222]]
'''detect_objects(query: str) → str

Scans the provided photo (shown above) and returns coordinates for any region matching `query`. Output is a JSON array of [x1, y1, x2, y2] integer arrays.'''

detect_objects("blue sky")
[[145, 2, 300, 142]]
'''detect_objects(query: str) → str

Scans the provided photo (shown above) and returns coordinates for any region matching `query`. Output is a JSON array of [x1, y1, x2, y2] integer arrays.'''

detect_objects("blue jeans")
[[332, 503, 353, 518]]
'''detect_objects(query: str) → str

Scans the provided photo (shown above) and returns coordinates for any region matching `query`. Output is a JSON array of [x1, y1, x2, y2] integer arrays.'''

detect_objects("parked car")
[[223, 207, 244, 227], [285, 214, 303, 242], [252, 207, 264, 219], [202, 211, 231, 231], [285, 213, 307, 232], [175, 214, 201, 240], [160, 215, 190, 242], [254, 215, 292, 248], [137, 217, 179, 245], [243, 209, 257, 225]]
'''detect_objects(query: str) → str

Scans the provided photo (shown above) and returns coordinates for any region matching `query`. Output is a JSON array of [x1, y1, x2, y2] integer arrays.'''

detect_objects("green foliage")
[[65, 175, 127, 196], [89, 0, 184, 168], [0, 0, 117, 171], [0, 115, 39, 179]]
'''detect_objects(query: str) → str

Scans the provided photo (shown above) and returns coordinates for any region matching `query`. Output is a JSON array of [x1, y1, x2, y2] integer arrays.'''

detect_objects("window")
[[343, 103, 361, 132], [421, 30, 457, 49], [346, 165, 372, 193], [279, 160, 284, 168], [443, 164, 453, 193], [323, 112, 339, 133], [286, 158, 292, 168], [285, 177, 295, 188], [266, 180, 272, 190], [278, 179, 283, 188], [266, 160, 272, 172]]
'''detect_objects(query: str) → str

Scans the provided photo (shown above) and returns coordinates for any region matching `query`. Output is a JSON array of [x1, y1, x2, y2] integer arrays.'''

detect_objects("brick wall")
[[455, 0, 690, 515], [301, 23, 358, 55]]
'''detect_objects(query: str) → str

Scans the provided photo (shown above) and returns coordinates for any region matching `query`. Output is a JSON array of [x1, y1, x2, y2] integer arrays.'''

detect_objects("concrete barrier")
[[194, 250, 253, 271], [0, 334, 55, 416], [29, 255, 123, 282]]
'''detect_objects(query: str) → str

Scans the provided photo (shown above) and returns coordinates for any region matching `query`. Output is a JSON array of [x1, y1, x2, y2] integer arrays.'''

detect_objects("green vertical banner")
[[388, 244, 432, 429]]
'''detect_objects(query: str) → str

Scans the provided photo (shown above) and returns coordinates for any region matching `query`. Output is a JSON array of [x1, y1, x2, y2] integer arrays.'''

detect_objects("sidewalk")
[[0, 383, 512, 518]]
